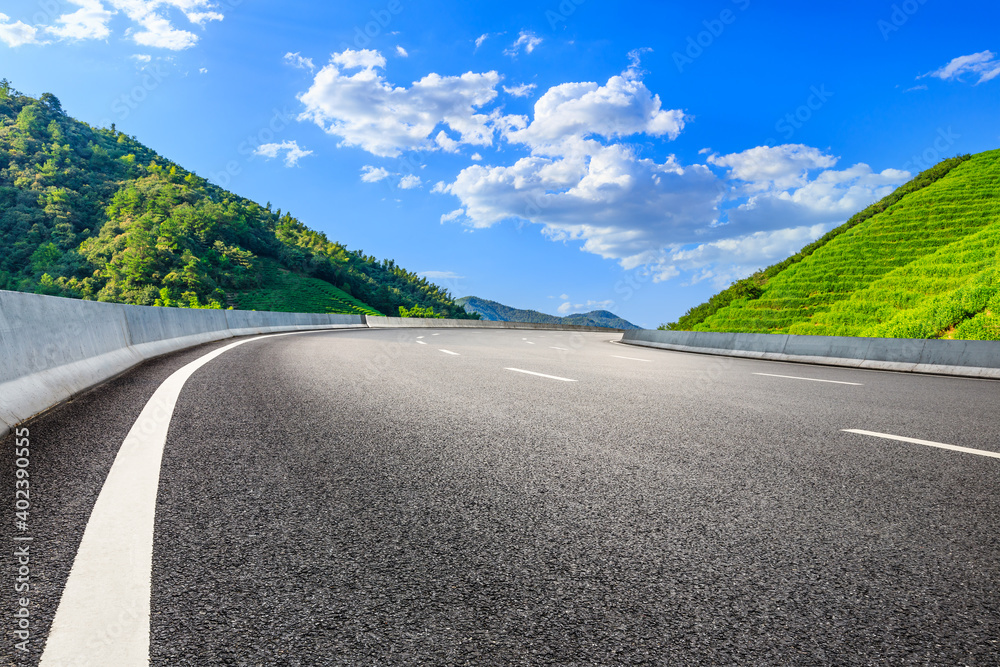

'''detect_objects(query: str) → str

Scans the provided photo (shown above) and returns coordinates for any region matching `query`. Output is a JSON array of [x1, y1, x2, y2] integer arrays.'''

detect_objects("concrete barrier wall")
[[365, 316, 624, 333], [621, 329, 1000, 379], [0, 291, 365, 437]]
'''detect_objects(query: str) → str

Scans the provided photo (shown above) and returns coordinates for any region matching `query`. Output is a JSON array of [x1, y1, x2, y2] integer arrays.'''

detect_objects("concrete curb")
[[620, 329, 1000, 380], [363, 315, 625, 333], [0, 291, 365, 438]]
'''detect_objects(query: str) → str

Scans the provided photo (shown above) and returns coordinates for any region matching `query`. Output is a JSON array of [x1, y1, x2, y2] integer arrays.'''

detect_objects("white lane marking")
[[525, 341, 535, 345], [842, 429, 1000, 460], [431, 333, 440, 336], [417, 336, 424, 339], [416, 340, 427, 345], [439, 349, 460, 356], [550, 346, 569, 351], [753, 372, 863, 386], [612, 355, 650, 362], [505, 367, 577, 382], [40, 332, 297, 665]]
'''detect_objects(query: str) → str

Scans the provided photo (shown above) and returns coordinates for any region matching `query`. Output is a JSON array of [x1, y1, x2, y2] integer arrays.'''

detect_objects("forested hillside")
[[663, 150, 1000, 340], [0, 81, 474, 318]]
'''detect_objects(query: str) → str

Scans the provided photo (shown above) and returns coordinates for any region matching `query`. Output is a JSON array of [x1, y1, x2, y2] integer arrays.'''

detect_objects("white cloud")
[[0, 13, 42, 47], [475, 33, 489, 49], [254, 140, 313, 167], [708, 144, 838, 192], [132, 14, 197, 50], [297, 48, 501, 157], [557, 301, 573, 314], [3, 0, 225, 49], [283, 51, 315, 71], [925, 50, 1000, 85], [198, 67, 207, 74], [432, 181, 448, 193], [395, 45, 408, 57], [440, 208, 464, 223], [502, 66, 687, 153], [131, 53, 151, 62], [434, 130, 461, 153], [505, 30, 542, 56], [360, 165, 391, 183], [45, 0, 112, 40], [398, 174, 422, 189], [503, 83, 537, 98], [470, 152, 482, 161]]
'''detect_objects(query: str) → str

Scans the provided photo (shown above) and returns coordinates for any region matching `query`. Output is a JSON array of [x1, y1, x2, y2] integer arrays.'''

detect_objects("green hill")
[[663, 149, 1000, 340], [457, 296, 639, 329], [0, 80, 474, 319]]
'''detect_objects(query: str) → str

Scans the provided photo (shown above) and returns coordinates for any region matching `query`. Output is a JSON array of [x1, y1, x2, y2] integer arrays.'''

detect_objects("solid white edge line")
[[754, 372, 862, 386], [842, 429, 1000, 460], [612, 355, 650, 362], [40, 332, 305, 665], [439, 349, 460, 356], [505, 367, 577, 382]]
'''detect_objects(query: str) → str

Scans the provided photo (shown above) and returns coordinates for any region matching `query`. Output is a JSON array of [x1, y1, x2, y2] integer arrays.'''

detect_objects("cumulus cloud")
[[501, 67, 687, 153], [283, 51, 315, 71], [470, 152, 483, 161], [131, 14, 198, 50], [398, 174, 422, 189], [395, 45, 408, 57], [45, 0, 112, 40], [0, 13, 42, 46], [254, 141, 313, 167], [360, 165, 391, 183], [297, 48, 501, 157], [708, 144, 838, 193], [505, 30, 542, 56], [503, 83, 537, 98], [924, 50, 1000, 85]]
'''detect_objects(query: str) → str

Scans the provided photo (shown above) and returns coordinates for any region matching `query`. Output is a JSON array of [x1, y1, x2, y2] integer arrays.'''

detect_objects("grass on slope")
[[664, 154, 973, 331], [669, 149, 1000, 340], [231, 258, 383, 316]]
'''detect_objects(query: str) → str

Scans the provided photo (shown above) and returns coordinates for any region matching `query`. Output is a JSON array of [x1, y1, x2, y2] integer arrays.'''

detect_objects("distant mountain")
[[456, 296, 640, 330]]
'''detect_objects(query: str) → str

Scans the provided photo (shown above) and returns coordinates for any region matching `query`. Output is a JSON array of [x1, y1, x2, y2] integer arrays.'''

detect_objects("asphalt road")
[[3, 328, 1000, 665]]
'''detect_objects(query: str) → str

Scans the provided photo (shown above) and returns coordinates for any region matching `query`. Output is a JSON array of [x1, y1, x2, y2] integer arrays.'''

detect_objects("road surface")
[[3, 328, 999, 665]]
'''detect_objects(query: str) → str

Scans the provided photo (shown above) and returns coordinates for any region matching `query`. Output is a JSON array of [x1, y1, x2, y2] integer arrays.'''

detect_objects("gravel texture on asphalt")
[[5, 328, 1000, 665]]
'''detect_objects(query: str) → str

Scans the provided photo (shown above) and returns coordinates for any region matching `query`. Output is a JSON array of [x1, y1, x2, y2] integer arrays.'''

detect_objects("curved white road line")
[[40, 333, 303, 666]]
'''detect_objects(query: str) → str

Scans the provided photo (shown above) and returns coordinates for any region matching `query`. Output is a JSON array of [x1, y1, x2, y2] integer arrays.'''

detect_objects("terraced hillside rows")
[[688, 149, 1000, 340]]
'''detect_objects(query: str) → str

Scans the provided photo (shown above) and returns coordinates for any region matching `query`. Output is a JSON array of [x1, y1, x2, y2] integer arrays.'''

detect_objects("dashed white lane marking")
[[40, 332, 302, 666], [525, 341, 535, 345], [417, 336, 424, 339], [550, 346, 570, 351], [416, 340, 427, 345], [431, 333, 440, 336], [505, 368, 577, 382], [753, 372, 863, 386], [439, 349, 460, 356], [612, 355, 650, 362], [842, 430, 1000, 460]]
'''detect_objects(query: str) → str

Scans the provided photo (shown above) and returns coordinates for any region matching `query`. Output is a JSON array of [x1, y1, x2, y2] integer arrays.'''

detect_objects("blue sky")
[[2, 0, 998, 327]]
